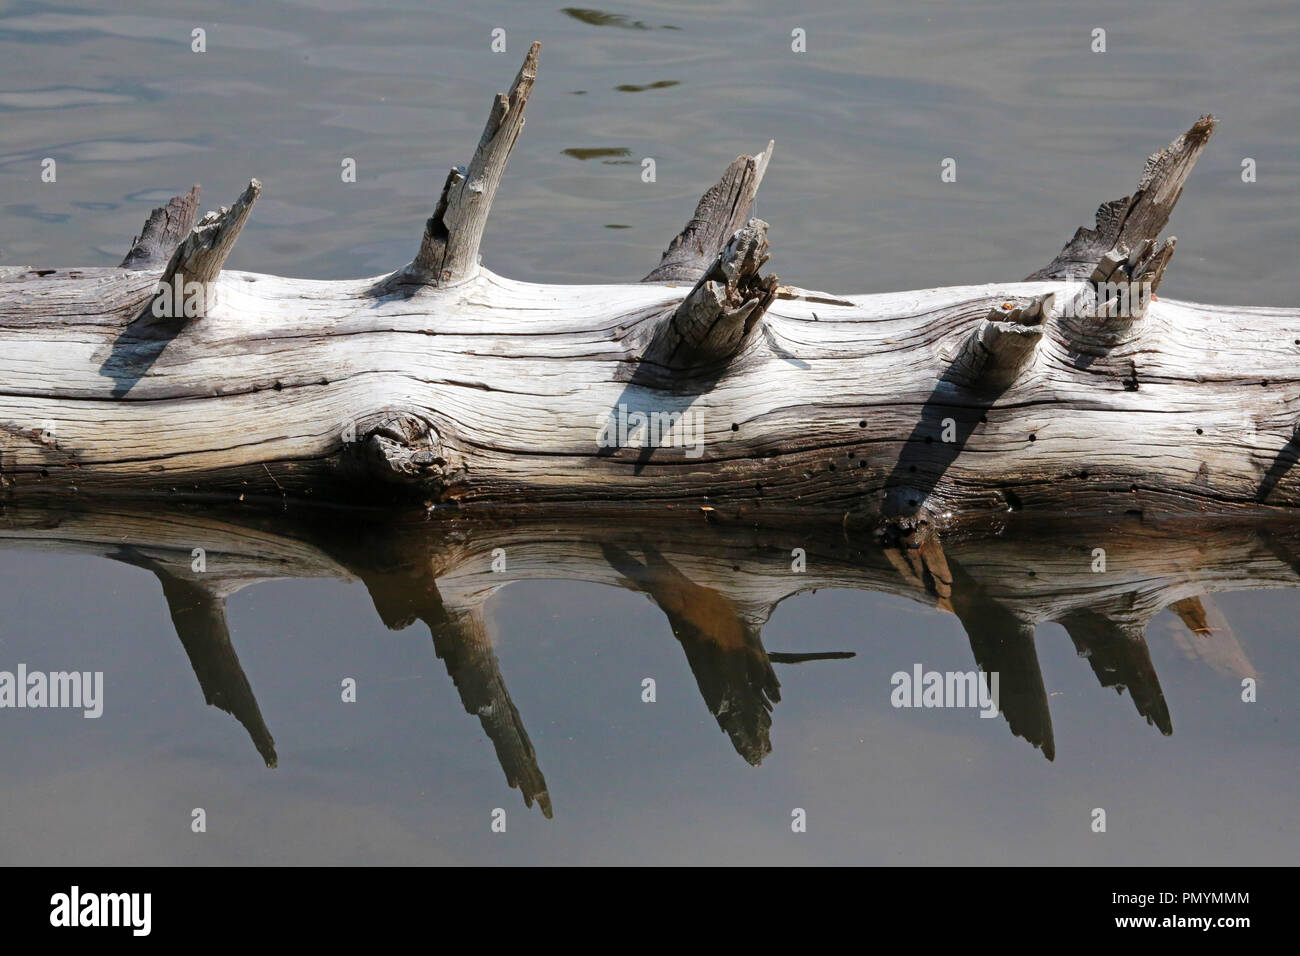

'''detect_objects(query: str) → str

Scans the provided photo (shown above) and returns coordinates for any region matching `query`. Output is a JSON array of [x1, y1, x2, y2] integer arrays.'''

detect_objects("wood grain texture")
[[3, 261, 1296, 523]]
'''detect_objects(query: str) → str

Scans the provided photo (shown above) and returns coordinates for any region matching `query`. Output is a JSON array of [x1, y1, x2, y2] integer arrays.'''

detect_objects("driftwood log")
[[3, 43, 1298, 529], [0, 499, 1282, 812]]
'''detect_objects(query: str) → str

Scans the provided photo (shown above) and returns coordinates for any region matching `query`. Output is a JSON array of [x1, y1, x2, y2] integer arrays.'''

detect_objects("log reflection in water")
[[2, 498, 1294, 813]]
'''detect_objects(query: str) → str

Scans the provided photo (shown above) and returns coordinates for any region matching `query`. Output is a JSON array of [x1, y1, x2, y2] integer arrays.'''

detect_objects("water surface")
[[0, 0, 1296, 864]]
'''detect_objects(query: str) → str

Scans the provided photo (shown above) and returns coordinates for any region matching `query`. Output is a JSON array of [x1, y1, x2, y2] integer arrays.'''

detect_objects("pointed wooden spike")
[[411, 41, 539, 286], [341, 530, 551, 815], [154, 573, 279, 766], [104, 545, 277, 766], [1027, 115, 1215, 281], [947, 558, 1055, 760], [644, 140, 775, 283], [119, 185, 201, 269], [1168, 595, 1256, 679], [1060, 608, 1172, 735], [420, 588, 552, 817], [1169, 596, 1212, 637], [601, 541, 780, 766], [156, 179, 261, 317]]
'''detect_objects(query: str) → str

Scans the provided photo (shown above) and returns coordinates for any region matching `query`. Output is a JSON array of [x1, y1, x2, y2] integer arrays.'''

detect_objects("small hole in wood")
[[730, 423, 739, 431], [1196, 427, 1203, 435], [1028, 434, 1036, 442]]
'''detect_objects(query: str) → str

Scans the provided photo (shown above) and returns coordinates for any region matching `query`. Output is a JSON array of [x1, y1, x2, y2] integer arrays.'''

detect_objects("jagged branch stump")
[[1, 45, 1297, 527]]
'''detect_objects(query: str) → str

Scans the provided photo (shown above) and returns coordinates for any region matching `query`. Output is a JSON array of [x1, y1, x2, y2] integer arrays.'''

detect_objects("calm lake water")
[[0, 0, 1297, 865]]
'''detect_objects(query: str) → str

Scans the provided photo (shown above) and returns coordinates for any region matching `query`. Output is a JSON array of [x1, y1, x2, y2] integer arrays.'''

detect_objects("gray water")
[[0, 0, 1297, 865]]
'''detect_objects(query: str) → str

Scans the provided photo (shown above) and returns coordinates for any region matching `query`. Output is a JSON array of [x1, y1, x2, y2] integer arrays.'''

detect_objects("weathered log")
[[2, 46, 1297, 529]]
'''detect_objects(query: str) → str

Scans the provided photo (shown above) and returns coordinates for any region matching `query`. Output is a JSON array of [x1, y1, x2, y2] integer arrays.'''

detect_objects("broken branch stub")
[[653, 219, 778, 366], [949, 294, 1050, 393], [154, 179, 261, 318], [644, 140, 774, 284], [1055, 235, 1179, 351], [119, 185, 201, 270], [410, 41, 539, 286], [1028, 115, 1214, 281], [1090, 236, 1176, 320], [1059, 608, 1172, 736]]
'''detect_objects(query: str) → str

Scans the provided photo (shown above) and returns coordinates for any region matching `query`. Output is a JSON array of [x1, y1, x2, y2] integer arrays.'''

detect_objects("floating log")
[[1, 46, 1296, 533]]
